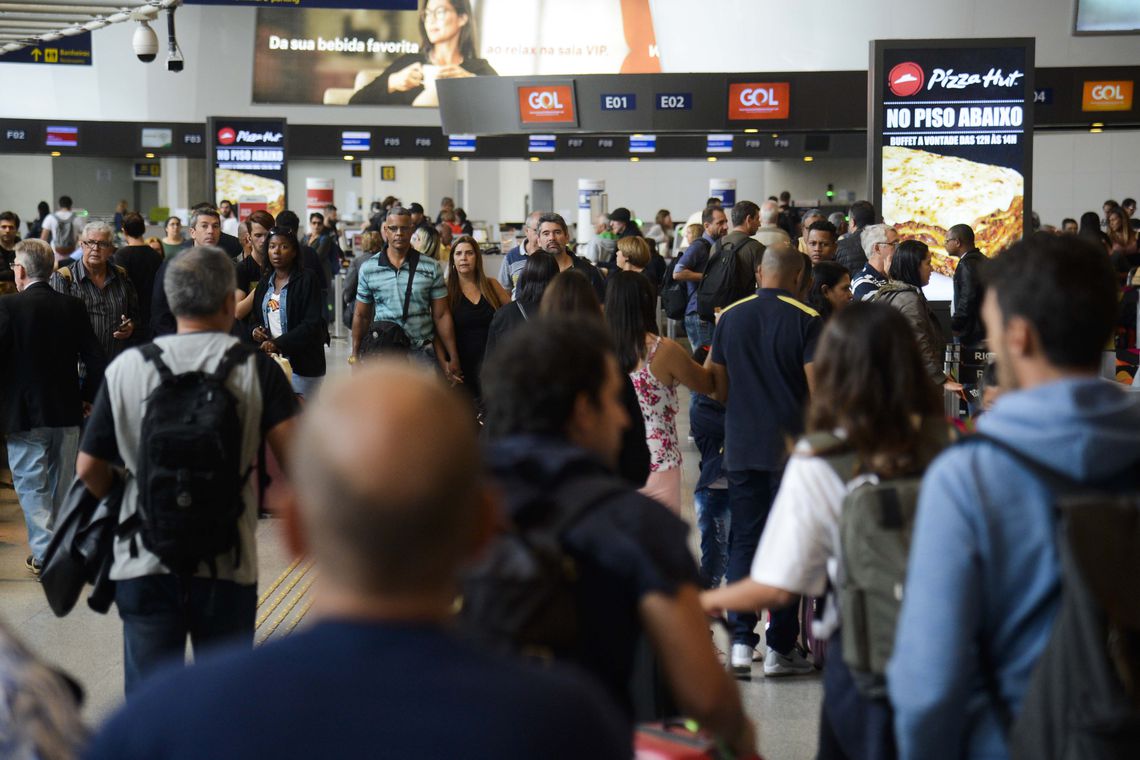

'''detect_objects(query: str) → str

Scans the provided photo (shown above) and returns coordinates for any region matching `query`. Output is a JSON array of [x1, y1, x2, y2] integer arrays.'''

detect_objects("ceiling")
[[0, 0, 179, 54]]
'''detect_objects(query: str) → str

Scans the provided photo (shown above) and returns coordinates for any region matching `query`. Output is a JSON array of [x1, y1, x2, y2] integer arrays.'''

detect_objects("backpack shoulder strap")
[[55, 265, 72, 280], [400, 252, 420, 322], [516, 474, 627, 537], [802, 432, 860, 484], [958, 432, 1077, 491], [139, 342, 175, 383], [212, 342, 255, 383]]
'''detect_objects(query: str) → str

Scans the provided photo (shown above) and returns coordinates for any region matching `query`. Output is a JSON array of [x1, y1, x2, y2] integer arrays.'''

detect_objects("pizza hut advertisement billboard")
[[517, 83, 578, 128], [870, 39, 1034, 277], [208, 117, 288, 219]]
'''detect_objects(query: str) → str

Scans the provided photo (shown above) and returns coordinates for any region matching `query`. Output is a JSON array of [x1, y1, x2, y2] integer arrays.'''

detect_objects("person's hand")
[[260, 340, 277, 355], [82, 401, 92, 418], [944, 379, 965, 394], [699, 590, 725, 618], [436, 64, 473, 80], [388, 62, 424, 93], [252, 326, 269, 343], [112, 315, 133, 341], [443, 357, 463, 385]]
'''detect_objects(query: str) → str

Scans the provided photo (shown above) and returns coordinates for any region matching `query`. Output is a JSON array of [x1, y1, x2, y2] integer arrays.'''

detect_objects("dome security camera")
[[133, 21, 158, 63]]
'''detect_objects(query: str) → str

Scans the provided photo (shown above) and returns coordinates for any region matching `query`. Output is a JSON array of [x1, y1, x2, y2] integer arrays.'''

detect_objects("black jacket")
[[951, 248, 986, 345], [835, 230, 867, 276], [252, 267, 328, 378], [0, 282, 106, 434]]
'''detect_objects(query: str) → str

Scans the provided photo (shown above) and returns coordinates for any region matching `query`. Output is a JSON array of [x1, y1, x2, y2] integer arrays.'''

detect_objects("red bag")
[[635, 720, 763, 760]]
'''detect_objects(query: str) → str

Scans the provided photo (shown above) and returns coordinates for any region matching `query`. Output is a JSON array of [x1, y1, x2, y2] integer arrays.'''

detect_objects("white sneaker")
[[763, 647, 814, 677], [730, 644, 755, 676]]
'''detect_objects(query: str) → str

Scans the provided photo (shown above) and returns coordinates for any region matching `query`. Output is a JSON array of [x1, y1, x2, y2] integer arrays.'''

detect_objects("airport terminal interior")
[[1, 0, 1139, 758]]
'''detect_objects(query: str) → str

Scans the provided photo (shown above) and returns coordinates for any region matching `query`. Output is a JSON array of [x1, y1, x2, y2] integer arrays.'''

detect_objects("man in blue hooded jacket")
[[888, 233, 1140, 760]]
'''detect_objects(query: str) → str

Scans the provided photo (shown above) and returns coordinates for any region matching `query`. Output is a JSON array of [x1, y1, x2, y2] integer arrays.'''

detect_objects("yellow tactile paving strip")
[[255, 557, 316, 646]]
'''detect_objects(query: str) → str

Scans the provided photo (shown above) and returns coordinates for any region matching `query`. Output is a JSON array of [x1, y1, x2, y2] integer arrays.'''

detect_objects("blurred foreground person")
[[85, 362, 629, 760]]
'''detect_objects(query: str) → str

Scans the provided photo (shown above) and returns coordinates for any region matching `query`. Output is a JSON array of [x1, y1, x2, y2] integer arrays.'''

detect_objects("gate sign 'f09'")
[[517, 84, 578, 127], [727, 82, 790, 120]]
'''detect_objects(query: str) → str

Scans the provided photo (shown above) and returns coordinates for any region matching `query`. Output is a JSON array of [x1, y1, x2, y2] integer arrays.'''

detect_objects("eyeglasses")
[[81, 240, 113, 250], [420, 6, 455, 22]]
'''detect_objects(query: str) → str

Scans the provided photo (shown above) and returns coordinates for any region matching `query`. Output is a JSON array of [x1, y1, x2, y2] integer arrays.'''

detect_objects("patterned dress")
[[630, 337, 683, 512]]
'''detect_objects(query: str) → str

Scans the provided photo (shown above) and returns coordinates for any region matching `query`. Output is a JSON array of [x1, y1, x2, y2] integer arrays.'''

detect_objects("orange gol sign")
[[518, 84, 577, 125], [1082, 81, 1133, 111], [727, 82, 791, 120]]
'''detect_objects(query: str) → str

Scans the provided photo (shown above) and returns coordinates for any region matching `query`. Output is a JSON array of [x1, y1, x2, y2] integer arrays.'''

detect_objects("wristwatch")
[[347, 355, 357, 365]]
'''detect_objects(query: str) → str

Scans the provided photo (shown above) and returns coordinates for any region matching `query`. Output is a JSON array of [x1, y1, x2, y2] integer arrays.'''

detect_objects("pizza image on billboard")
[[882, 145, 1024, 276]]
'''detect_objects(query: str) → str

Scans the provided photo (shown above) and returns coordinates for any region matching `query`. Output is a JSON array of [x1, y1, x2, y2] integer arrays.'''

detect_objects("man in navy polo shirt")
[[706, 242, 822, 678]]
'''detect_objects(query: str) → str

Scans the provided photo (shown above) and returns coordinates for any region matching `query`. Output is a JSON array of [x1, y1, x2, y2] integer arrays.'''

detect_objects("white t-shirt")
[[267, 287, 284, 338], [222, 216, 240, 237], [750, 439, 849, 598], [42, 210, 82, 249]]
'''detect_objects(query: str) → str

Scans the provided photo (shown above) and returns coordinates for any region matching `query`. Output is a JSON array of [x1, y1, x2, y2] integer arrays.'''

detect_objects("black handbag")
[[360, 252, 419, 357], [40, 475, 124, 617]]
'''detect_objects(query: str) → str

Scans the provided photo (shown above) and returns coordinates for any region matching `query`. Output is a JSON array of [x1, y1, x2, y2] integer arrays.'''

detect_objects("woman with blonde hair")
[[447, 235, 509, 402]]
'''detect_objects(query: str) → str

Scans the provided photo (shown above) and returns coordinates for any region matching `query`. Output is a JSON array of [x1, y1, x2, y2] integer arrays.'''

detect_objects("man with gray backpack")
[[890, 233, 1140, 760], [40, 195, 82, 265]]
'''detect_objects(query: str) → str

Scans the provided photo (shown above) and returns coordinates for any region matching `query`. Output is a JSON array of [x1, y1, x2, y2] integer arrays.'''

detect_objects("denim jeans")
[[5, 426, 78, 561], [683, 314, 714, 351], [726, 468, 799, 654], [116, 575, 256, 693], [695, 487, 730, 589]]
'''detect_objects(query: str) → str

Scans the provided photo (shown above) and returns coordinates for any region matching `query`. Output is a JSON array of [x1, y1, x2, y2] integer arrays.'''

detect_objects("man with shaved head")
[[86, 361, 630, 760], [705, 242, 822, 678]]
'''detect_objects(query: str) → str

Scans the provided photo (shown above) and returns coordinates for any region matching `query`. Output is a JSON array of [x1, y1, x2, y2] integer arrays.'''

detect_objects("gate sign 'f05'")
[[517, 83, 578, 127], [728, 82, 790, 120]]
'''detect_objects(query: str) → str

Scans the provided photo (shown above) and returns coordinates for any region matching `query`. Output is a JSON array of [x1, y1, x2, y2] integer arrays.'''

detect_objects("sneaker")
[[763, 647, 814, 677], [25, 555, 42, 577], [730, 644, 755, 677]]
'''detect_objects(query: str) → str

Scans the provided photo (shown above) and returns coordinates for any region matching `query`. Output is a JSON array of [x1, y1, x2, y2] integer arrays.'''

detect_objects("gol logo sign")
[[518, 84, 577, 125], [1082, 81, 1133, 112], [728, 82, 790, 120]]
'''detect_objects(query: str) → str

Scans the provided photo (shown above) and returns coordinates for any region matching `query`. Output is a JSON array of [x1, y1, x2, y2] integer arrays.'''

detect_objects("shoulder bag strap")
[[400, 252, 420, 322]]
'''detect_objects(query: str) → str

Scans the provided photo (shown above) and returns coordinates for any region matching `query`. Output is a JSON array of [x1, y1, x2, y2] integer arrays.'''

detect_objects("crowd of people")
[[1, 188, 1139, 760]]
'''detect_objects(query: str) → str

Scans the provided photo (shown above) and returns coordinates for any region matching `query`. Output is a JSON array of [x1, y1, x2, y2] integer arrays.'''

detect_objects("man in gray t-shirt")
[[77, 246, 299, 692]]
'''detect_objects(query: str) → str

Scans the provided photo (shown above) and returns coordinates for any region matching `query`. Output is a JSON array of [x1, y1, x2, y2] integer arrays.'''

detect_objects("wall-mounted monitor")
[[448, 134, 477, 153], [45, 125, 78, 147], [629, 134, 656, 153], [528, 135, 557, 153], [340, 130, 370, 152]]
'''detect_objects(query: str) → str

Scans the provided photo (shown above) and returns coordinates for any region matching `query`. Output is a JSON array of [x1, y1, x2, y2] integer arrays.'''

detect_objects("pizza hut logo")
[[217, 127, 236, 145], [518, 84, 577, 125], [888, 62, 924, 97], [727, 83, 790, 119]]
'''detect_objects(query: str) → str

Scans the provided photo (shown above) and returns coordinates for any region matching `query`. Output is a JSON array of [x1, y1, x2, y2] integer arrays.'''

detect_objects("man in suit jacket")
[[0, 239, 106, 575]]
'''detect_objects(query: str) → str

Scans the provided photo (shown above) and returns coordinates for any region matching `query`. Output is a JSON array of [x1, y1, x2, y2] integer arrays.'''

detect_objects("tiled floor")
[[0, 333, 822, 758]]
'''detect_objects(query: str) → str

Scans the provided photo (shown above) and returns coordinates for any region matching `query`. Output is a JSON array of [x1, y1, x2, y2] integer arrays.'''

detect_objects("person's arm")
[[431, 296, 462, 378], [265, 417, 295, 475], [497, 251, 513, 290], [75, 301, 108, 403], [803, 363, 815, 397], [950, 257, 976, 336], [658, 338, 715, 394], [901, 295, 948, 383], [673, 247, 705, 283], [704, 357, 728, 404], [235, 288, 256, 320], [75, 379, 120, 498], [490, 278, 511, 306], [350, 301, 374, 358], [640, 585, 755, 757], [76, 452, 114, 499], [887, 458, 983, 760], [701, 578, 795, 616]]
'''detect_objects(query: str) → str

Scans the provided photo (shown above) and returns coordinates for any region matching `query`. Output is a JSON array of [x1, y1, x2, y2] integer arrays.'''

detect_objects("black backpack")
[[696, 237, 760, 322], [458, 475, 625, 659], [661, 238, 709, 322], [967, 434, 1140, 760], [121, 342, 253, 575]]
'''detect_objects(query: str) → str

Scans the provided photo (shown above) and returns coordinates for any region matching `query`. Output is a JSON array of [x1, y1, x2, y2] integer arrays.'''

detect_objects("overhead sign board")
[[208, 117, 287, 219], [186, 0, 415, 8], [1082, 80, 1133, 111], [727, 82, 790, 120], [871, 38, 1034, 277], [0, 33, 92, 66], [517, 83, 578, 127]]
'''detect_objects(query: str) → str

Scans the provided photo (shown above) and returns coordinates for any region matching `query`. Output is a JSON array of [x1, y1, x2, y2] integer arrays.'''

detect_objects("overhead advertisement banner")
[[870, 39, 1034, 277], [252, 0, 660, 107], [208, 117, 287, 220]]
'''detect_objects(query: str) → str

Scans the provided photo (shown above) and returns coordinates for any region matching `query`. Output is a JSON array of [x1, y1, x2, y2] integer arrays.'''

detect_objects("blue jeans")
[[116, 575, 256, 693], [726, 468, 799, 654], [695, 487, 730, 589], [5, 426, 78, 561], [683, 313, 714, 351]]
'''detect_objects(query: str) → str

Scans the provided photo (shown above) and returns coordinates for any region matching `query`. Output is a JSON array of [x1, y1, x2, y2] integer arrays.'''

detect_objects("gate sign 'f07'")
[[517, 84, 578, 127], [728, 82, 790, 120]]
